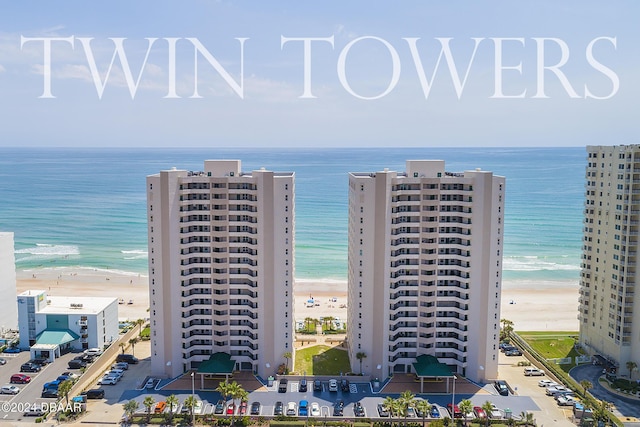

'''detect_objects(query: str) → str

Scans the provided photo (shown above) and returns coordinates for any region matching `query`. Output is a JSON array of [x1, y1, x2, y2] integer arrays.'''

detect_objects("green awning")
[[35, 329, 80, 346], [197, 352, 235, 374], [412, 354, 453, 377]]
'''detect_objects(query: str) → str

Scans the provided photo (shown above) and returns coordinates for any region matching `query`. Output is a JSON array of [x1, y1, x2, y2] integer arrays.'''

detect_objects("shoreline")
[[15, 267, 579, 331]]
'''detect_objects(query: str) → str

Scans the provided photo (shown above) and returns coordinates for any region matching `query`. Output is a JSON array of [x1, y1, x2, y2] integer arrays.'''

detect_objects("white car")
[[1, 384, 20, 394], [310, 402, 320, 417], [98, 376, 117, 385], [84, 348, 102, 356], [194, 400, 203, 414], [328, 379, 338, 392], [145, 378, 156, 389], [286, 402, 297, 416], [108, 369, 124, 377], [537, 379, 554, 387]]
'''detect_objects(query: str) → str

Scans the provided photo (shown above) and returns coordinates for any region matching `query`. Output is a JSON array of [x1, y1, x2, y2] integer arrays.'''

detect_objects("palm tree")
[[304, 317, 314, 333], [129, 337, 139, 356], [356, 351, 367, 374], [216, 380, 232, 404], [323, 316, 335, 332], [143, 396, 155, 423], [119, 342, 126, 354], [283, 351, 292, 372], [136, 318, 145, 337], [414, 399, 431, 427], [500, 318, 514, 341], [520, 411, 535, 427], [228, 381, 243, 426], [58, 379, 73, 406], [458, 399, 472, 426], [166, 394, 179, 423], [481, 401, 494, 427], [123, 400, 139, 424], [398, 390, 415, 427], [627, 361, 637, 379], [580, 379, 593, 397], [183, 395, 197, 422]]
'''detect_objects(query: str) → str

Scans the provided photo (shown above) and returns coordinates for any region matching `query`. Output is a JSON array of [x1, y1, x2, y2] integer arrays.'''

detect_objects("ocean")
[[0, 147, 585, 282]]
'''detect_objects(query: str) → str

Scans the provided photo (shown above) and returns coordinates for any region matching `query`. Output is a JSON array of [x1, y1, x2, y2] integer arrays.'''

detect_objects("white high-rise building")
[[147, 160, 294, 379], [0, 232, 18, 333], [579, 145, 640, 369], [347, 160, 504, 382]]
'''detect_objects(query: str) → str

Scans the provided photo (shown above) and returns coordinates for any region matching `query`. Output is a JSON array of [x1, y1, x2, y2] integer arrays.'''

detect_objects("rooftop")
[[20, 290, 117, 314]]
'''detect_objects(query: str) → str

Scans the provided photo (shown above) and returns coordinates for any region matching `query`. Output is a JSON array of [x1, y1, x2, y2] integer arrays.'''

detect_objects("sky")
[[0, 1, 637, 148]]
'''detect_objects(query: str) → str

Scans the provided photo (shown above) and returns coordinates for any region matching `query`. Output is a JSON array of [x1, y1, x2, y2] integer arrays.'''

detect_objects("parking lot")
[[0, 340, 585, 426]]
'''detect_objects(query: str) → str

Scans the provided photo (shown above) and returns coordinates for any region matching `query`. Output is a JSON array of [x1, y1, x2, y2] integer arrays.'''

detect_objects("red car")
[[226, 403, 235, 415], [473, 406, 486, 419], [239, 401, 248, 415], [10, 374, 31, 384]]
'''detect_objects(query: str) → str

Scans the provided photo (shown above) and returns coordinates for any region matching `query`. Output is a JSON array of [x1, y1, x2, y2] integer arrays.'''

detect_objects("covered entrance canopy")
[[32, 329, 80, 362], [195, 352, 236, 389], [412, 354, 455, 393]]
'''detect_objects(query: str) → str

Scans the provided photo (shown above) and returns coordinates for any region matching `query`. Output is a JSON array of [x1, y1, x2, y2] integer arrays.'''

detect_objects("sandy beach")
[[16, 268, 579, 332]]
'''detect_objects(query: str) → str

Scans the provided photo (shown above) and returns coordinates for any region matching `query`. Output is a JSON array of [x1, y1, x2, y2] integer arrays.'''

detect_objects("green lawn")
[[518, 331, 580, 360], [294, 345, 351, 375]]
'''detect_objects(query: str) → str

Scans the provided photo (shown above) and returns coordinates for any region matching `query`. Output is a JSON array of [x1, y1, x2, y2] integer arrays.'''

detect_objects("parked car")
[[84, 348, 103, 356], [145, 378, 156, 389], [1, 384, 20, 394], [3, 347, 20, 354], [313, 380, 322, 392], [239, 401, 248, 415], [310, 402, 320, 417], [68, 359, 87, 369], [340, 379, 350, 392], [524, 367, 545, 376], [354, 402, 365, 417], [20, 362, 41, 373], [505, 349, 523, 356], [473, 406, 487, 419], [43, 380, 61, 390], [61, 371, 80, 380], [82, 389, 105, 399], [116, 354, 139, 364], [214, 400, 225, 414], [10, 374, 31, 384], [0, 358, 6, 365], [31, 358, 49, 366], [447, 404, 462, 419], [226, 403, 235, 415], [274, 401, 284, 416], [328, 379, 338, 392], [334, 400, 344, 416], [377, 403, 390, 417], [538, 379, 557, 387], [494, 380, 509, 396], [98, 376, 117, 385], [286, 401, 297, 416], [430, 406, 440, 418], [154, 401, 167, 414], [298, 400, 308, 416], [23, 406, 46, 417], [278, 379, 288, 393], [41, 389, 58, 398], [113, 362, 129, 370], [193, 401, 203, 414], [250, 401, 261, 415], [299, 379, 308, 392]]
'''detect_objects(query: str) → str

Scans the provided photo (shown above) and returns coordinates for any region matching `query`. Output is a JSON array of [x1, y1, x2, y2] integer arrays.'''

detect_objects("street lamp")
[[191, 371, 195, 426], [451, 375, 457, 416]]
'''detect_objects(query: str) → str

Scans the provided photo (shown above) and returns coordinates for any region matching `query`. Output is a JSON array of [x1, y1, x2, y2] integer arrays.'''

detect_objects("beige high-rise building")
[[147, 160, 294, 379], [347, 160, 504, 382], [579, 145, 640, 369]]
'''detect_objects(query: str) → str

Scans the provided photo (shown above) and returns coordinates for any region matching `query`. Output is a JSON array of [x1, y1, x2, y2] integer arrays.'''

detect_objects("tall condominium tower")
[[347, 160, 505, 382], [579, 145, 640, 368], [147, 160, 294, 379], [0, 232, 18, 333]]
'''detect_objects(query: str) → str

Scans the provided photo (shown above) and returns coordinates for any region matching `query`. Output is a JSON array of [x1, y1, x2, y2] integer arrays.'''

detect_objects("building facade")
[[0, 232, 18, 334], [17, 290, 118, 360], [347, 160, 504, 382], [579, 145, 640, 370], [147, 160, 294, 379]]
